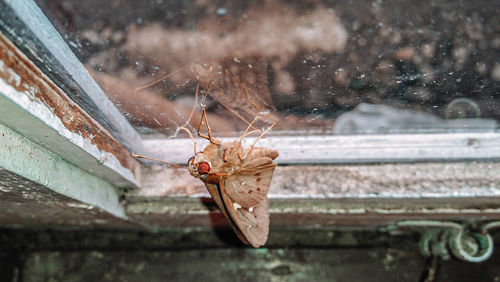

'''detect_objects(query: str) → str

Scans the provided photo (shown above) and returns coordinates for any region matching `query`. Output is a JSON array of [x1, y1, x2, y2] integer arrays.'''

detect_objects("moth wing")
[[220, 186, 270, 248], [204, 183, 249, 245], [224, 157, 276, 208]]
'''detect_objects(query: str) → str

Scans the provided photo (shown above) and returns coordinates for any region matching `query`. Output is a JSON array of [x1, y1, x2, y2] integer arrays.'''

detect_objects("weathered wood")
[[137, 162, 500, 198], [0, 31, 139, 188]]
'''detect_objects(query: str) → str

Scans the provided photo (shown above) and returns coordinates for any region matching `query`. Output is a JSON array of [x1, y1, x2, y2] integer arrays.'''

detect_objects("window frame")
[[1, 0, 499, 262]]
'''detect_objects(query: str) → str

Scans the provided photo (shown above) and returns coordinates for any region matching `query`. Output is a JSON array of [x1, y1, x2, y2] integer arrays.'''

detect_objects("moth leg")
[[236, 142, 250, 161], [218, 101, 257, 131], [196, 79, 211, 142], [250, 121, 276, 146], [237, 113, 262, 143], [197, 105, 221, 145], [223, 142, 242, 162], [237, 150, 245, 161], [200, 79, 257, 137], [196, 105, 208, 139], [242, 122, 277, 160], [208, 76, 257, 131], [202, 105, 220, 145]]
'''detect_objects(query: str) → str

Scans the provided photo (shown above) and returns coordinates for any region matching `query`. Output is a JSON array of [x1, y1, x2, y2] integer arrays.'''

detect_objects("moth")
[[134, 95, 278, 247], [187, 105, 278, 247]]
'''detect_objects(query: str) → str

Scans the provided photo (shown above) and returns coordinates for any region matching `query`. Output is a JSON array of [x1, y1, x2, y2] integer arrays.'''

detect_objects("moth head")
[[197, 162, 210, 175], [187, 154, 211, 178]]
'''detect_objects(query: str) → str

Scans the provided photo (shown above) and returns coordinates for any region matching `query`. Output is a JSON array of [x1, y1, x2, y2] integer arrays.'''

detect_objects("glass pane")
[[35, 0, 499, 137]]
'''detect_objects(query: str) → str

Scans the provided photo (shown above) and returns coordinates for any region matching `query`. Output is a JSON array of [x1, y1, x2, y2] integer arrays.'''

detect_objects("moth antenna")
[[223, 103, 258, 130], [177, 126, 198, 154], [132, 153, 186, 168], [134, 67, 186, 95]]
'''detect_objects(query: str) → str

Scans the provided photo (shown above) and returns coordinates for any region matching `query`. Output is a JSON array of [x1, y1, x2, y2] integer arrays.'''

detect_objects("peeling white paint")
[[0, 72, 137, 187], [4, 0, 145, 158], [146, 132, 500, 165], [66, 202, 95, 209], [0, 60, 21, 88]]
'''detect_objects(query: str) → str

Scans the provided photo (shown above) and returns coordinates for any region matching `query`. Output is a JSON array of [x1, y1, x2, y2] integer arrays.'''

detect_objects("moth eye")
[[187, 156, 195, 166], [197, 162, 210, 175]]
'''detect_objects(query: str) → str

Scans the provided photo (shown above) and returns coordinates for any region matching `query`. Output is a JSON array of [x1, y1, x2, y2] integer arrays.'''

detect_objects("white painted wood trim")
[[143, 133, 500, 164]]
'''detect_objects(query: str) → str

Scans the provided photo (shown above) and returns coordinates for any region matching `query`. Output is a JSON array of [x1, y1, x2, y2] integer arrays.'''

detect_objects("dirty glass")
[[35, 0, 499, 138]]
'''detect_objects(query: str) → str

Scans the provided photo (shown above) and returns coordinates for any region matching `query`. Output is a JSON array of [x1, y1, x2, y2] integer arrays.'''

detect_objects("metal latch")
[[388, 220, 500, 263]]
